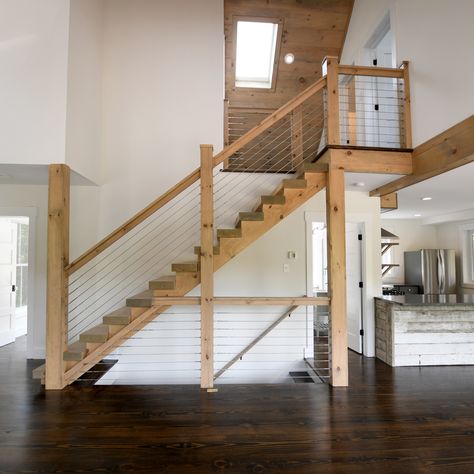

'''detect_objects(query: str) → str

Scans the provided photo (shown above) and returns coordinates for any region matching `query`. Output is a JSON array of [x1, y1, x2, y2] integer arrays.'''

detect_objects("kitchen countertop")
[[376, 293, 474, 306]]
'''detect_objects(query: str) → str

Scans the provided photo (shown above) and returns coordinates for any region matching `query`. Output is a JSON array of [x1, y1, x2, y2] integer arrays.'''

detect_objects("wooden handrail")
[[66, 76, 328, 276], [338, 64, 404, 78], [213, 76, 327, 167]]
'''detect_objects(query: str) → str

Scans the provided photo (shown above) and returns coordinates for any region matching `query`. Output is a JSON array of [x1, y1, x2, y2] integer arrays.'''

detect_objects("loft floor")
[[1, 339, 474, 473]]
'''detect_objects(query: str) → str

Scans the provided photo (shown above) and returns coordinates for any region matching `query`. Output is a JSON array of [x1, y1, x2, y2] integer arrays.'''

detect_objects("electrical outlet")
[[283, 263, 290, 273]]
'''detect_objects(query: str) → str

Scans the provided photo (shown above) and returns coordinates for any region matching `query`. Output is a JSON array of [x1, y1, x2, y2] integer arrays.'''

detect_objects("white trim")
[[459, 221, 474, 287], [0, 331, 15, 348], [0, 207, 37, 359]]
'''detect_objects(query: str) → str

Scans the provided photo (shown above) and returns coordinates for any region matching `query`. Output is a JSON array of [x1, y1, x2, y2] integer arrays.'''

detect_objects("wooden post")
[[322, 56, 340, 145], [291, 106, 304, 169], [326, 157, 348, 387], [200, 144, 214, 389], [45, 164, 70, 390], [401, 61, 412, 148], [223, 99, 230, 169]]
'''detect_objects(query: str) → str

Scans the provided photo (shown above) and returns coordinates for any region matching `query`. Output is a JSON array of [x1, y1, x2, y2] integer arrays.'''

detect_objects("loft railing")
[[45, 57, 411, 390]]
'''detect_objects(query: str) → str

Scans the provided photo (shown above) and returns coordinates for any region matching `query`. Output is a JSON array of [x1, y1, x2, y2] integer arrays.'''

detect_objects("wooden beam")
[[381, 193, 398, 211], [338, 64, 404, 78], [149, 296, 331, 306], [326, 160, 348, 387], [223, 99, 230, 169], [46, 164, 70, 390], [291, 106, 304, 169], [200, 144, 214, 389], [370, 115, 474, 197], [320, 148, 413, 174], [323, 56, 340, 145]]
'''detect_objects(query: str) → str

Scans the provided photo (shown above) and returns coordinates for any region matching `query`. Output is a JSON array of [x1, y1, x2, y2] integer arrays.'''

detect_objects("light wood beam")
[[326, 159, 348, 387], [46, 164, 70, 390], [319, 148, 413, 174], [200, 144, 214, 390], [381, 193, 398, 211], [370, 115, 474, 197], [401, 61, 413, 148], [323, 56, 340, 145]]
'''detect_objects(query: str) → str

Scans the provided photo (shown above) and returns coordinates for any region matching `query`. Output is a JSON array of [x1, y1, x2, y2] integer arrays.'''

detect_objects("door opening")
[[0, 217, 29, 348], [310, 221, 364, 354]]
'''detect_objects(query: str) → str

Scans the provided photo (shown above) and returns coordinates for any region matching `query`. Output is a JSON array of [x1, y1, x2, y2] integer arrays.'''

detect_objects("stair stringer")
[[63, 170, 327, 385]]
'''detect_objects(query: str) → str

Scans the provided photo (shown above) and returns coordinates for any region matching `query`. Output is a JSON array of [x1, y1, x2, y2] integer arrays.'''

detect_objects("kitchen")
[[375, 162, 474, 367]]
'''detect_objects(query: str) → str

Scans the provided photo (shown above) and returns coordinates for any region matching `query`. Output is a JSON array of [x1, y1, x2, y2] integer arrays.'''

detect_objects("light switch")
[[283, 263, 290, 273]]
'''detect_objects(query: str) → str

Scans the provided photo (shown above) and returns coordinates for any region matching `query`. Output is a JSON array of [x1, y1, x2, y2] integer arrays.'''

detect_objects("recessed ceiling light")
[[421, 197, 432, 201], [414, 214, 422, 217], [284, 53, 295, 64], [353, 182, 366, 187]]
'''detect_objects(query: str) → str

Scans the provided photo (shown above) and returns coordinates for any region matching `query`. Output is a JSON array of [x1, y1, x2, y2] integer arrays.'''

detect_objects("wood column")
[[200, 145, 214, 389], [401, 61, 412, 148], [291, 106, 304, 169], [45, 164, 70, 390], [326, 158, 348, 387], [322, 56, 340, 145], [223, 99, 230, 169]]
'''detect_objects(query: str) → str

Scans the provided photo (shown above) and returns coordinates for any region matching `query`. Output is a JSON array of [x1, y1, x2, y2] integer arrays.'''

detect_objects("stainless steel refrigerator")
[[404, 250, 456, 294]]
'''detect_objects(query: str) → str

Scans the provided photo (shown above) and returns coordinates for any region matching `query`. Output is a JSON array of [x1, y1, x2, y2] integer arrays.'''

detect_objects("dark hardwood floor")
[[1, 338, 474, 473]]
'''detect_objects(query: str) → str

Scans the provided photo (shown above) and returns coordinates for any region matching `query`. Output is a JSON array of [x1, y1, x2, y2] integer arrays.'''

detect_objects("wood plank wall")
[[225, 0, 354, 110]]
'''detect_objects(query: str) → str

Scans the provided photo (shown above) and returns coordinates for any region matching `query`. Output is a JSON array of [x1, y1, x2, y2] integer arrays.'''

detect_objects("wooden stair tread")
[[171, 262, 199, 272], [64, 340, 88, 361], [261, 195, 285, 205], [282, 178, 307, 189], [217, 228, 242, 239], [126, 290, 154, 308], [103, 308, 132, 326], [79, 324, 109, 343], [236, 212, 264, 227], [194, 246, 220, 255], [149, 276, 176, 290]]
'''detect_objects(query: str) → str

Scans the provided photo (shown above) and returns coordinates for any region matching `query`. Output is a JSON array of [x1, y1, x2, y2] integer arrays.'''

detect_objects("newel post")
[[200, 145, 214, 389], [322, 56, 341, 146], [45, 164, 70, 390]]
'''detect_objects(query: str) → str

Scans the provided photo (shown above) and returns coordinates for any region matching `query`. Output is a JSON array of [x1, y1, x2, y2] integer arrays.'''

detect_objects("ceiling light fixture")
[[421, 197, 432, 201], [414, 214, 422, 217], [284, 53, 295, 64], [353, 182, 366, 187]]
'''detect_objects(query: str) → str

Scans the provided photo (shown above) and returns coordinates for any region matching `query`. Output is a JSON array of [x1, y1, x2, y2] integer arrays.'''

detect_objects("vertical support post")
[[45, 164, 70, 390], [401, 61, 412, 148], [200, 144, 214, 389], [223, 99, 230, 169], [291, 105, 304, 169], [322, 56, 340, 145], [326, 156, 348, 387]]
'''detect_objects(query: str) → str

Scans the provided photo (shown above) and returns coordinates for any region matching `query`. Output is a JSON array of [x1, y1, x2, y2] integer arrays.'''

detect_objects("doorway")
[[308, 220, 364, 354], [0, 217, 29, 348]]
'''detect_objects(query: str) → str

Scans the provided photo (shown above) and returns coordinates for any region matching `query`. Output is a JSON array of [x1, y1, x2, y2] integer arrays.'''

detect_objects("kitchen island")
[[375, 294, 474, 367]]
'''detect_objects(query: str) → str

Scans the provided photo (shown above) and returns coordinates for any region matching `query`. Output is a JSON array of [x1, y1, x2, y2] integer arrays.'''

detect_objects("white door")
[[346, 223, 363, 353], [0, 223, 17, 347]]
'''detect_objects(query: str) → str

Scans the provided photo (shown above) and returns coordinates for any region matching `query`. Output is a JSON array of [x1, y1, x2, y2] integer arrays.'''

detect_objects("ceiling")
[[0, 164, 95, 186], [379, 162, 474, 221]]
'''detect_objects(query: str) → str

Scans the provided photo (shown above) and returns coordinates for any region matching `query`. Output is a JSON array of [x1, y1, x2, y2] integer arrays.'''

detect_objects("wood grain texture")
[[326, 160, 348, 387], [323, 56, 341, 145], [7, 337, 474, 473], [225, 0, 354, 109], [200, 145, 214, 389], [46, 164, 70, 390]]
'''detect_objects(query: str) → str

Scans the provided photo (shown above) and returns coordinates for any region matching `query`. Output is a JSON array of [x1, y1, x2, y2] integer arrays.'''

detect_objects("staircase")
[[42, 58, 413, 389], [62, 164, 327, 384]]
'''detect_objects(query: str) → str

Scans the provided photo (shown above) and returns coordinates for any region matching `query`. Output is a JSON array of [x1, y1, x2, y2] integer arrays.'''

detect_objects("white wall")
[[0, 185, 99, 358], [99, 0, 224, 235], [341, 0, 474, 146], [65, 0, 104, 184], [381, 218, 438, 284], [0, 0, 70, 165]]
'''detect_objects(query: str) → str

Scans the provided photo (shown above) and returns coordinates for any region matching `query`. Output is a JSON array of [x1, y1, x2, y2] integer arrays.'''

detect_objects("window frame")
[[232, 15, 283, 93]]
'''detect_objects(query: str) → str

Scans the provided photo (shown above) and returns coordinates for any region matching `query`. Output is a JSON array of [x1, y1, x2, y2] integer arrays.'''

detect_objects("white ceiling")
[[345, 172, 404, 193], [0, 164, 95, 186], [380, 162, 474, 221]]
